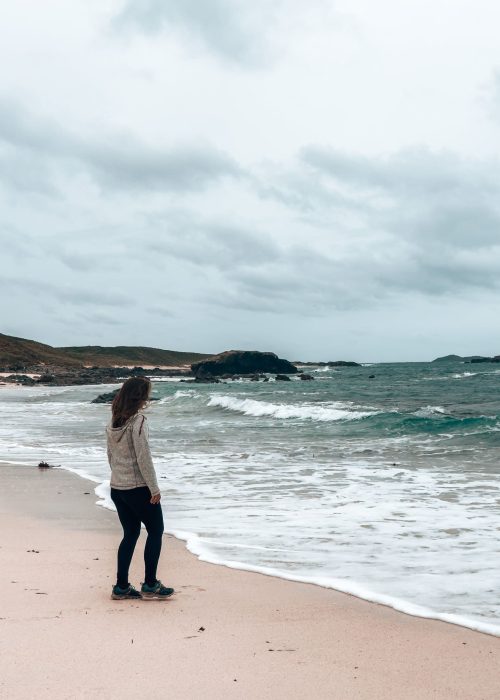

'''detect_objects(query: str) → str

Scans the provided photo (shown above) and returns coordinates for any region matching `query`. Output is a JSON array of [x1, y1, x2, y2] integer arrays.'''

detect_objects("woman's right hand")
[[150, 493, 161, 505]]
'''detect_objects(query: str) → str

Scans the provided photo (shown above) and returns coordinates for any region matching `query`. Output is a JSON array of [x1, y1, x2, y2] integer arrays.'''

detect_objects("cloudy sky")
[[2, 0, 500, 361]]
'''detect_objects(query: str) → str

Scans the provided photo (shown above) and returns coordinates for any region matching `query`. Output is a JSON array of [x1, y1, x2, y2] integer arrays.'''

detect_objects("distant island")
[[432, 354, 500, 363]]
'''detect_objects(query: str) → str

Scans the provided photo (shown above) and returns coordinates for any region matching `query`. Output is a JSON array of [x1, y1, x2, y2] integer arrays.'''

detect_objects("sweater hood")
[[106, 413, 143, 444]]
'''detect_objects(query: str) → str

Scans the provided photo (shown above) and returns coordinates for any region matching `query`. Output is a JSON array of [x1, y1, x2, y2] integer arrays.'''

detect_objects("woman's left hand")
[[150, 493, 161, 504]]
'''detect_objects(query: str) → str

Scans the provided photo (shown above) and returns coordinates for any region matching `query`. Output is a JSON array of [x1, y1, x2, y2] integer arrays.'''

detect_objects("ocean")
[[1, 361, 499, 635]]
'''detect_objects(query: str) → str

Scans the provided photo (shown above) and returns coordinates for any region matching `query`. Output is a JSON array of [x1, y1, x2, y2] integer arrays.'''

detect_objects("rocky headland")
[[1, 332, 363, 388]]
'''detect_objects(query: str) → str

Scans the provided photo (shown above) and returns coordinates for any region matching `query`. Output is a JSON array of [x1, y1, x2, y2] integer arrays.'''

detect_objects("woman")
[[106, 376, 174, 601]]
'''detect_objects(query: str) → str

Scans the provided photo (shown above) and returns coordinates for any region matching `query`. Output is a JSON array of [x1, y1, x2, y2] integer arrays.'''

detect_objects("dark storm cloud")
[[84, 141, 240, 192], [153, 146, 500, 315], [0, 98, 240, 195], [144, 217, 281, 269], [126, 211, 384, 314], [253, 145, 500, 300], [301, 146, 499, 205], [0, 101, 74, 153], [114, 0, 273, 66], [299, 146, 500, 249]]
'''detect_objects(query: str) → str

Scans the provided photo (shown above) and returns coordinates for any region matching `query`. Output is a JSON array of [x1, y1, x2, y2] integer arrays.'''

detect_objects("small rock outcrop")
[[91, 390, 120, 404], [299, 373, 314, 380], [326, 361, 361, 367], [275, 374, 291, 381], [3, 374, 36, 385], [91, 389, 161, 403], [191, 351, 298, 379], [469, 356, 500, 364], [294, 360, 361, 367]]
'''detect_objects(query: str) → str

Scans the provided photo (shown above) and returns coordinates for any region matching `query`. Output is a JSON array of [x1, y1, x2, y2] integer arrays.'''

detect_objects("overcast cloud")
[[1, 0, 500, 361], [114, 0, 275, 65]]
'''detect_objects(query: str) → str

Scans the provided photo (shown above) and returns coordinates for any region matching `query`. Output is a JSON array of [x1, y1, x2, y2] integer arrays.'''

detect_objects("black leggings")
[[110, 486, 164, 588]]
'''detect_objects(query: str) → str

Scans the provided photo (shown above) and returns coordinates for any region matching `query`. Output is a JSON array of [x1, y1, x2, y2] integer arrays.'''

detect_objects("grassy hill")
[[58, 345, 212, 367], [0, 333, 212, 369], [0, 333, 82, 368]]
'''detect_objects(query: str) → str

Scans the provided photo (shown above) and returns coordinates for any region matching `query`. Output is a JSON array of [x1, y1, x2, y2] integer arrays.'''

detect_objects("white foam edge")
[[27, 462, 500, 639], [170, 528, 500, 638]]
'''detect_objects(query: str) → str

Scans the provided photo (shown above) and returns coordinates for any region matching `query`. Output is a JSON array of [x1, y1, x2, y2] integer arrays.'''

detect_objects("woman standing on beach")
[[106, 376, 174, 601]]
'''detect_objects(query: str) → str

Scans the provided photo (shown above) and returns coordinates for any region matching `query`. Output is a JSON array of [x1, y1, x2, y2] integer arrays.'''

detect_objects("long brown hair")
[[111, 377, 151, 428]]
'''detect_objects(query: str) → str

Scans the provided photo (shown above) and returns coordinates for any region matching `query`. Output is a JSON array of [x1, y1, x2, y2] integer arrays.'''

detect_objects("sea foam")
[[207, 394, 376, 421]]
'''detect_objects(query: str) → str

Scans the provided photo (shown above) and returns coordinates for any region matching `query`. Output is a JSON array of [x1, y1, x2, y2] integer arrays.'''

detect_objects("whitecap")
[[207, 395, 377, 421], [414, 405, 446, 418]]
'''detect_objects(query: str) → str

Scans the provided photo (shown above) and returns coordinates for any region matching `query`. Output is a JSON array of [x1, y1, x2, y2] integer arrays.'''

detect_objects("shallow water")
[[1, 361, 499, 634]]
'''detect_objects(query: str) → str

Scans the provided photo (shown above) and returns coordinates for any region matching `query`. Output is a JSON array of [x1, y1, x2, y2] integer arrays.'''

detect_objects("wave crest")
[[207, 395, 376, 422], [414, 405, 446, 418]]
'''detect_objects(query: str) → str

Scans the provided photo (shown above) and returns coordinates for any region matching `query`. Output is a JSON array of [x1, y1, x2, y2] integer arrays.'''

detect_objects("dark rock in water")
[[222, 373, 266, 382], [275, 374, 291, 381], [192, 350, 298, 379], [38, 373, 57, 383], [295, 360, 360, 367], [193, 376, 221, 384], [4, 374, 36, 385], [91, 388, 161, 403], [326, 361, 361, 367], [91, 389, 120, 404], [0, 361, 196, 388], [299, 373, 314, 381], [369, 374, 375, 379], [12, 364, 193, 387]]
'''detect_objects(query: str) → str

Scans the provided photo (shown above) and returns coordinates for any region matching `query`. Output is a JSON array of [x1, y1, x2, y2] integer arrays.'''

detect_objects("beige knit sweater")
[[106, 412, 160, 497]]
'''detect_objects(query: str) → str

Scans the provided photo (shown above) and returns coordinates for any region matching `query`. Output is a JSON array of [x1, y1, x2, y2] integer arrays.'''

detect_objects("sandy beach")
[[0, 463, 498, 699]]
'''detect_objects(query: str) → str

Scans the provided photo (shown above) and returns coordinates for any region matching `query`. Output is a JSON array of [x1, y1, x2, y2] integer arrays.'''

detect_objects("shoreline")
[[10, 457, 500, 639], [3, 448, 500, 639], [1, 463, 500, 699], [93, 477, 500, 639]]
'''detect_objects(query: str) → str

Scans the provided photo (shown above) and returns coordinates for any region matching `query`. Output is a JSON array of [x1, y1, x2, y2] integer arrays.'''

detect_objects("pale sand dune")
[[1, 464, 499, 700]]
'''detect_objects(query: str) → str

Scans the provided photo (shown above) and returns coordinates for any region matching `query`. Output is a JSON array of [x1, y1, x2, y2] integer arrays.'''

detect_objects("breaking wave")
[[207, 395, 377, 421], [414, 405, 446, 418]]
